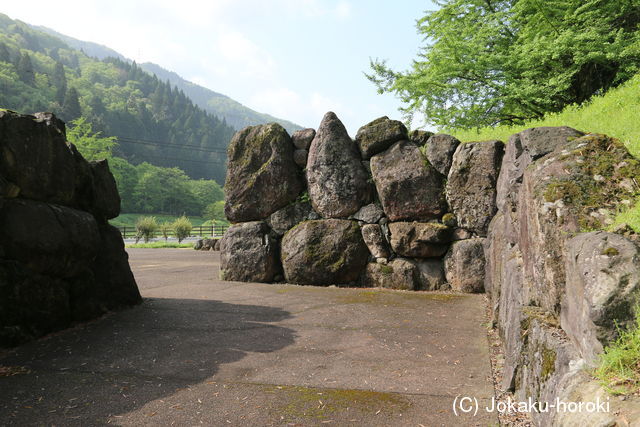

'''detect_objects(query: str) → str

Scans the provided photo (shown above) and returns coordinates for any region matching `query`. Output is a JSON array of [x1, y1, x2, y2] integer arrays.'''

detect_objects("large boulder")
[[219, 221, 280, 283], [0, 260, 71, 347], [87, 159, 121, 221], [0, 199, 99, 278], [446, 141, 504, 236], [496, 126, 584, 211], [444, 238, 486, 293], [355, 116, 408, 159], [361, 224, 391, 259], [362, 258, 418, 290], [0, 111, 76, 205], [425, 134, 460, 176], [306, 112, 372, 218], [371, 141, 447, 221], [73, 224, 142, 320], [224, 123, 304, 222], [267, 201, 313, 236], [562, 232, 640, 364], [281, 219, 368, 285], [388, 222, 451, 258]]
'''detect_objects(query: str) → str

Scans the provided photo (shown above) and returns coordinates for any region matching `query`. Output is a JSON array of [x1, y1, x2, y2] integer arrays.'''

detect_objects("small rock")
[[291, 128, 316, 150], [355, 116, 408, 159]]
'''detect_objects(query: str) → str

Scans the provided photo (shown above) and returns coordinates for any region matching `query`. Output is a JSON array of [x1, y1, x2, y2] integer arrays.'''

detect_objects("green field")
[[448, 74, 640, 232], [109, 213, 227, 228]]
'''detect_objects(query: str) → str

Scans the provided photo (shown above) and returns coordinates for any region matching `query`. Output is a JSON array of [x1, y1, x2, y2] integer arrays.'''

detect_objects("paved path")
[[0, 249, 496, 426]]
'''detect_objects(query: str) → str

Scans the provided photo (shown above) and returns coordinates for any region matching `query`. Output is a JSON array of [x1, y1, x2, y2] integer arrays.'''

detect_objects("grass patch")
[[594, 305, 640, 395], [125, 241, 193, 249]]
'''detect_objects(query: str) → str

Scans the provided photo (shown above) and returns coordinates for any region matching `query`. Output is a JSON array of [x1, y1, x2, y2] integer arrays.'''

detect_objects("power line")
[[115, 136, 229, 154]]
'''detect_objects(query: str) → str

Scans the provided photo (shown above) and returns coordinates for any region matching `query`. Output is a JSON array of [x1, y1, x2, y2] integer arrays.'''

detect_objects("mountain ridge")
[[31, 23, 302, 133]]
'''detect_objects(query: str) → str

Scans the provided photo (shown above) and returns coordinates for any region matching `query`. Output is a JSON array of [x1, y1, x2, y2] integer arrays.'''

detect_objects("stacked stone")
[[0, 111, 142, 347], [220, 111, 504, 292]]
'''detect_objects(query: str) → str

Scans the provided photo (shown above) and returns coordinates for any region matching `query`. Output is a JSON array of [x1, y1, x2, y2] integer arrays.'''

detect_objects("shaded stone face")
[[306, 112, 372, 218], [219, 221, 280, 283], [425, 134, 460, 177], [355, 116, 408, 159], [281, 219, 369, 286], [444, 238, 486, 293], [446, 140, 504, 236], [291, 128, 315, 150], [267, 201, 313, 236], [388, 222, 452, 258], [562, 231, 640, 364], [371, 141, 447, 222], [224, 123, 304, 223]]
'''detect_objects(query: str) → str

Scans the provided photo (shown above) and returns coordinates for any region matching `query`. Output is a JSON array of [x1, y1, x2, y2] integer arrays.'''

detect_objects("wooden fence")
[[118, 225, 229, 239]]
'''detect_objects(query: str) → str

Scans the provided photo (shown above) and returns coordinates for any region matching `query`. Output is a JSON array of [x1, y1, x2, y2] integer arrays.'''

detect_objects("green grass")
[[449, 73, 640, 158], [448, 73, 640, 232], [594, 305, 640, 395], [125, 241, 194, 249]]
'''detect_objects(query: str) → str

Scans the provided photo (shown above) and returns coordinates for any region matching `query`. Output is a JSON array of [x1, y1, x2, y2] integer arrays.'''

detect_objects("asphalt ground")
[[0, 248, 496, 426]]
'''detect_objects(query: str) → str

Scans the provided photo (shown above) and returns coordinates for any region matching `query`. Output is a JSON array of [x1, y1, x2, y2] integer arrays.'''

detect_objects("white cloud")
[[335, 1, 352, 20], [215, 31, 276, 79]]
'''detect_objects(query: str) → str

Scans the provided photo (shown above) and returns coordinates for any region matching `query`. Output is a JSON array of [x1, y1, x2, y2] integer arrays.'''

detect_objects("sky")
[[2, 0, 436, 135]]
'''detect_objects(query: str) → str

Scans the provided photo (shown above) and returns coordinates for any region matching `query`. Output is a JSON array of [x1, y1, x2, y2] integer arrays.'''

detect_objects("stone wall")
[[221, 113, 640, 424], [220, 112, 502, 291], [486, 128, 640, 425], [0, 111, 142, 347]]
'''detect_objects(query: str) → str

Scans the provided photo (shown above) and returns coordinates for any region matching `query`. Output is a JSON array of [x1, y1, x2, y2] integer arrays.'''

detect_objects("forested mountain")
[[30, 22, 302, 134], [0, 13, 233, 182], [138, 63, 302, 134]]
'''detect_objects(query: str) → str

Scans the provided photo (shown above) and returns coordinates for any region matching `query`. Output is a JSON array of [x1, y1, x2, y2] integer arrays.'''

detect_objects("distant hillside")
[[29, 23, 303, 134], [30, 24, 127, 61], [138, 62, 303, 134], [0, 13, 233, 182]]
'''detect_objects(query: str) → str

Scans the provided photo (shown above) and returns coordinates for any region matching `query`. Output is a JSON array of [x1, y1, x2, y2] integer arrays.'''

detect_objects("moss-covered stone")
[[540, 134, 640, 231]]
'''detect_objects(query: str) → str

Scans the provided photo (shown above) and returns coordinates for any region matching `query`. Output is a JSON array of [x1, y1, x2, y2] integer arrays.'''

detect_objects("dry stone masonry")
[[0, 111, 142, 347], [221, 113, 640, 425], [220, 111, 500, 292]]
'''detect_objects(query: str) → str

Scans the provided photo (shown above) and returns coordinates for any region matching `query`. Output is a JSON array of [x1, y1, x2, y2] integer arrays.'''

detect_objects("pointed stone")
[[306, 112, 372, 218]]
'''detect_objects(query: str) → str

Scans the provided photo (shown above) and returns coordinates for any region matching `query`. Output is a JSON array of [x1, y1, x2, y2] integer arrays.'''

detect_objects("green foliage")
[[203, 200, 226, 222], [172, 216, 193, 243], [109, 213, 208, 228], [0, 13, 235, 182], [135, 216, 158, 243], [594, 304, 640, 395], [159, 222, 171, 241], [369, 0, 640, 128], [66, 117, 117, 161]]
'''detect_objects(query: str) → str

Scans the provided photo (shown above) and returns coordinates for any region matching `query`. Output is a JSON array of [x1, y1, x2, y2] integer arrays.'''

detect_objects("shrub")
[[159, 222, 171, 241], [135, 216, 158, 243], [172, 216, 193, 243]]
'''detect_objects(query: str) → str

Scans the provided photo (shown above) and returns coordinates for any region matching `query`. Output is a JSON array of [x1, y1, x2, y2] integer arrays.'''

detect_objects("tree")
[[52, 61, 67, 105], [368, 0, 640, 129], [16, 52, 35, 85], [0, 42, 10, 63], [203, 200, 226, 222], [66, 117, 117, 161], [62, 87, 82, 120], [135, 216, 158, 243]]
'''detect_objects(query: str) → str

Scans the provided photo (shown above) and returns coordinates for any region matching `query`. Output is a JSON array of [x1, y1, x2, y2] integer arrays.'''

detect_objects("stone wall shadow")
[[0, 297, 295, 424]]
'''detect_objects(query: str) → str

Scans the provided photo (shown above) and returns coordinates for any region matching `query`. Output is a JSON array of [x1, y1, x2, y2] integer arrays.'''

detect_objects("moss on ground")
[[264, 384, 410, 422]]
